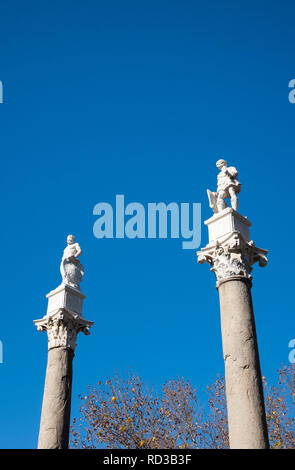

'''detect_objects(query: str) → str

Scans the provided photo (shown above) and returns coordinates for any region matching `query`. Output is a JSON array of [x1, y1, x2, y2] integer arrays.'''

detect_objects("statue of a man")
[[60, 234, 84, 289], [207, 159, 241, 213]]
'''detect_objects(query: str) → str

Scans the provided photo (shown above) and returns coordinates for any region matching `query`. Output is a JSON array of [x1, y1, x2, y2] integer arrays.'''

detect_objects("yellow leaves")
[[72, 367, 295, 450], [274, 442, 282, 449]]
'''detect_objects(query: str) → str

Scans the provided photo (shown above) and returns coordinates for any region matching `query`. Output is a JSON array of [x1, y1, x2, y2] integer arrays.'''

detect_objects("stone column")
[[197, 208, 269, 449], [34, 284, 94, 449]]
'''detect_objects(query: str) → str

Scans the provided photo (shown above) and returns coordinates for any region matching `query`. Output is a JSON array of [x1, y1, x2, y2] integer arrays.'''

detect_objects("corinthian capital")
[[34, 309, 94, 351], [197, 232, 267, 285]]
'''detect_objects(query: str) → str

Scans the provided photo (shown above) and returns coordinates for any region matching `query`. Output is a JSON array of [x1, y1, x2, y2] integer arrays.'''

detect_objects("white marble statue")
[[60, 234, 84, 289], [207, 159, 241, 213]]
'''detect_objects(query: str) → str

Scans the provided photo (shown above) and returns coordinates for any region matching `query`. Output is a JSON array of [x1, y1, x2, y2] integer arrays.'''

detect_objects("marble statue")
[[207, 159, 241, 213], [60, 234, 84, 289]]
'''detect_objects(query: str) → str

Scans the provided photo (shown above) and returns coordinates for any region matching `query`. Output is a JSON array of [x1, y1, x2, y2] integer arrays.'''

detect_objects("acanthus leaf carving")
[[197, 232, 268, 284], [34, 309, 93, 351]]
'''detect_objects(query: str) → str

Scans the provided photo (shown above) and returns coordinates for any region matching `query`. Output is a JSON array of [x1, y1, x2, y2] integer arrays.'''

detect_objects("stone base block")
[[46, 283, 85, 317], [205, 208, 251, 246]]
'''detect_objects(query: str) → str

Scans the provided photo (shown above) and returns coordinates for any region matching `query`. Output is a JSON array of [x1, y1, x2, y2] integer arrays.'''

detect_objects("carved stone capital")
[[197, 231, 268, 285], [34, 309, 94, 351]]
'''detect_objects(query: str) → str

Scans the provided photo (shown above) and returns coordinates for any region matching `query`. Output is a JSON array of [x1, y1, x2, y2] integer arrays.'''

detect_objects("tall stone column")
[[198, 208, 269, 448], [34, 235, 94, 449]]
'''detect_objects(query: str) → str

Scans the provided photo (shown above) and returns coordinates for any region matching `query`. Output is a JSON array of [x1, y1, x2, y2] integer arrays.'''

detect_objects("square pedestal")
[[46, 284, 86, 317], [205, 208, 251, 246]]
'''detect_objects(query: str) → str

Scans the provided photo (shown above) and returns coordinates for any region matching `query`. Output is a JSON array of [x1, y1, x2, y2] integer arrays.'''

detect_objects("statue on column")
[[207, 159, 241, 213], [60, 234, 84, 290]]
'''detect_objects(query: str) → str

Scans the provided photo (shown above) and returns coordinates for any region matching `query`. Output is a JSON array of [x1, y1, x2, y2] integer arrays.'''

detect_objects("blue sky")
[[0, 0, 294, 448]]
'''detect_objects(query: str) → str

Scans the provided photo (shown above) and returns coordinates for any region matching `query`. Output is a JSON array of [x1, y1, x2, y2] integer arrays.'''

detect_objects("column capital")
[[34, 283, 93, 351], [197, 231, 268, 285], [34, 308, 94, 351]]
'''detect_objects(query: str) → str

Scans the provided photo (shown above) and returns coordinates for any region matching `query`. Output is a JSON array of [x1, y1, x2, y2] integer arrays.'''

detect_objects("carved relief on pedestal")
[[197, 232, 268, 283]]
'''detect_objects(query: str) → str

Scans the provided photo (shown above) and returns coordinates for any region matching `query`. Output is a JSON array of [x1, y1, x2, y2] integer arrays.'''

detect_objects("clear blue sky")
[[0, 0, 294, 449]]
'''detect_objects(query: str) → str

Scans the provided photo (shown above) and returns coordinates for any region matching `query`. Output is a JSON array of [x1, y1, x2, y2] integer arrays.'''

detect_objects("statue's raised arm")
[[207, 159, 241, 214]]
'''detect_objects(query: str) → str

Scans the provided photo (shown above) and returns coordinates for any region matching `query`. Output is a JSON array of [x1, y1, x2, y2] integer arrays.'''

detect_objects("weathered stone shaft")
[[38, 347, 74, 449], [218, 277, 269, 449]]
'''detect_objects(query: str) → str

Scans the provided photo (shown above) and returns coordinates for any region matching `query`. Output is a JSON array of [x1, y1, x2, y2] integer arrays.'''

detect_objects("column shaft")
[[218, 277, 269, 449], [38, 347, 74, 449]]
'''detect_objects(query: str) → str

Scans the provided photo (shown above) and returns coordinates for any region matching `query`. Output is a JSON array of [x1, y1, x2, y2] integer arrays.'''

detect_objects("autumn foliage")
[[71, 365, 295, 449]]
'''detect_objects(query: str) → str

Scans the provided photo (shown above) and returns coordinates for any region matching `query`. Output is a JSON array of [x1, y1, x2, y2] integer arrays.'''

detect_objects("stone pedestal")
[[34, 284, 94, 449], [197, 208, 269, 449]]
